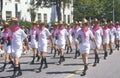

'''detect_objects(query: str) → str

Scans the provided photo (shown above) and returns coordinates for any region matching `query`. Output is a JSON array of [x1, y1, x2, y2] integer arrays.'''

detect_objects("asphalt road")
[[0, 46, 120, 78]]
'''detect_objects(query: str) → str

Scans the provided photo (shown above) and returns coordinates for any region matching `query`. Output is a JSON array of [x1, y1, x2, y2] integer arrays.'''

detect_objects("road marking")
[[65, 63, 93, 78], [65, 67, 84, 78]]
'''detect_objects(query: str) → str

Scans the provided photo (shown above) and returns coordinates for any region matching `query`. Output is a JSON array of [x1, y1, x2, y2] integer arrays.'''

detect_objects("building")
[[0, 0, 73, 23]]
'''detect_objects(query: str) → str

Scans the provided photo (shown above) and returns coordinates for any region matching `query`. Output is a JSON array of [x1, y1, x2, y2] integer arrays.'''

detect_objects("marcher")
[[72, 21, 81, 59], [50, 23, 58, 57], [9, 17, 28, 78], [36, 22, 52, 73], [77, 18, 98, 76], [0, 22, 14, 72], [108, 21, 116, 55], [30, 22, 40, 64], [115, 21, 120, 50], [91, 18, 103, 66], [66, 24, 73, 54], [55, 21, 70, 65], [102, 22, 111, 59]]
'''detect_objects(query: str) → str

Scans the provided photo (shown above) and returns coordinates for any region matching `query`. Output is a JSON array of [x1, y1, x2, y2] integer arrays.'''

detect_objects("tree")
[[35, 0, 71, 22], [73, 0, 120, 22], [29, 0, 36, 22]]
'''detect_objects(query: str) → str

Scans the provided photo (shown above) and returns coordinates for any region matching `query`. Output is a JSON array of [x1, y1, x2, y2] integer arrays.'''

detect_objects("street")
[[0, 46, 120, 78]]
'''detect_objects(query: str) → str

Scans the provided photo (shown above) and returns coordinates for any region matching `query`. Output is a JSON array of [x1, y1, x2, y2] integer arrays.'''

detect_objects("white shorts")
[[116, 36, 120, 40], [30, 42, 38, 48], [38, 44, 47, 52], [91, 42, 101, 49], [4, 44, 11, 53], [57, 43, 65, 49], [80, 44, 90, 54], [111, 38, 115, 43], [12, 49, 22, 58], [73, 39, 79, 45], [52, 38, 57, 44], [103, 39, 109, 44]]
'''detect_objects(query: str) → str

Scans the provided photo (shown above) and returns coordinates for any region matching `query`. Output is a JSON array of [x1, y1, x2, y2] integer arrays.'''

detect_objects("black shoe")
[[73, 56, 77, 59], [81, 71, 86, 76], [16, 71, 22, 77], [36, 68, 41, 73], [57, 60, 61, 65], [97, 58, 100, 63], [104, 52, 107, 60], [11, 67, 17, 78], [93, 62, 97, 67], [109, 49, 113, 55], [0, 64, 6, 72], [43, 66, 48, 69], [30, 60, 35, 64], [9, 64, 14, 68], [84, 65, 88, 71], [0, 67, 5, 72], [66, 51, 68, 54], [37, 56, 40, 62], [62, 56, 65, 62]]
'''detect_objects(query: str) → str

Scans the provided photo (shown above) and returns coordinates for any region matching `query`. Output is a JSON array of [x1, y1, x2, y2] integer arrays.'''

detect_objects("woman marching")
[[102, 22, 111, 59], [91, 18, 103, 66], [115, 21, 120, 50], [50, 23, 58, 57], [66, 24, 73, 54], [0, 22, 14, 72], [77, 18, 98, 76], [9, 17, 28, 78], [55, 21, 70, 65], [36, 22, 52, 73], [30, 22, 40, 64], [108, 21, 116, 55], [72, 22, 81, 59]]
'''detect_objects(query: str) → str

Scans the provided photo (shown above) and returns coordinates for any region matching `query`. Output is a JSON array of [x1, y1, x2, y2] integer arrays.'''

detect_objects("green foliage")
[[73, 0, 120, 22], [19, 21, 32, 28]]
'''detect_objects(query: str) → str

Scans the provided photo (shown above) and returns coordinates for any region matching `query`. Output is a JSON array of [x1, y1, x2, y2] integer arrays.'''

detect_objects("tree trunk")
[[56, 0, 61, 22]]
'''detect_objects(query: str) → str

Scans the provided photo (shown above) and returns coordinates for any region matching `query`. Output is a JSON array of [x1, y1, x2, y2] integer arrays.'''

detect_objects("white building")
[[0, 0, 73, 23]]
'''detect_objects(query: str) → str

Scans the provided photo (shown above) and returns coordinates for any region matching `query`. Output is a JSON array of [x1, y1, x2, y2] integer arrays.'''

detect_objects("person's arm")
[[90, 30, 98, 49]]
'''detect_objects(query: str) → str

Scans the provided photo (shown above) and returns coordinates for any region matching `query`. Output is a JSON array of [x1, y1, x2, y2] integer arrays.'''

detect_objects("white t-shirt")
[[109, 27, 116, 42], [30, 28, 38, 43], [91, 27, 103, 44], [116, 26, 120, 40], [55, 28, 68, 45], [72, 27, 81, 39], [77, 29, 94, 54], [77, 29, 94, 45], [11, 28, 27, 52], [103, 28, 111, 44], [37, 27, 51, 45]]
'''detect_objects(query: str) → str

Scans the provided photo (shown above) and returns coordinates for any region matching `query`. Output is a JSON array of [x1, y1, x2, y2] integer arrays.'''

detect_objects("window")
[[64, 15, 66, 23], [38, 13, 41, 21], [15, 0, 20, 2], [44, 14, 47, 23], [68, 15, 70, 23], [17, 12, 21, 20], [6, 11, 12, 20]]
